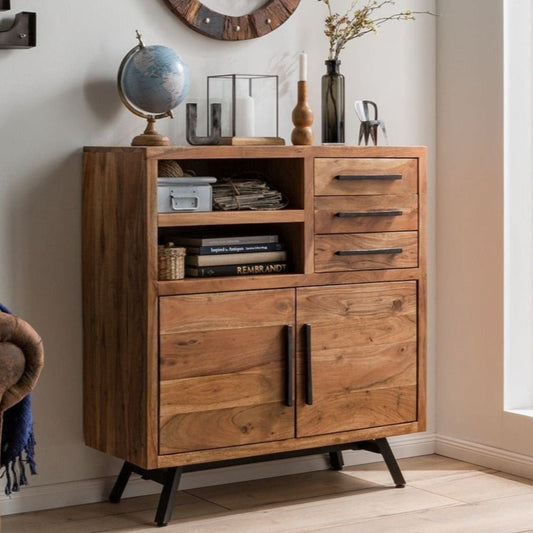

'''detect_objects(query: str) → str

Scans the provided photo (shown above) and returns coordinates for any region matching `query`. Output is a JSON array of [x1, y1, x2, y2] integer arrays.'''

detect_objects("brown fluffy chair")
[[0, 312, 44, 460]]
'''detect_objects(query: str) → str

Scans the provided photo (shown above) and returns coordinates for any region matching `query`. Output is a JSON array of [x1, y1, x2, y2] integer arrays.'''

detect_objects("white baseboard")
[[0, 433, 435, 516], [435, 434, 533, 480], [5, 433, 533, 515], [6, 433, 532, 518]]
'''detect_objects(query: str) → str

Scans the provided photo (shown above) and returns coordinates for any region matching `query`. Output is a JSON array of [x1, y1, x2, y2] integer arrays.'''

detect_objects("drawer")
[[315, 195, 418, 234], [315, 232, 418, 272], [314, 158, 417, 196]]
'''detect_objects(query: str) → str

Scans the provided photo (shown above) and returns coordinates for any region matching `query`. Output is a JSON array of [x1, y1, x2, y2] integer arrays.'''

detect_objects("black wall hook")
[[0, 9, 36, 49]]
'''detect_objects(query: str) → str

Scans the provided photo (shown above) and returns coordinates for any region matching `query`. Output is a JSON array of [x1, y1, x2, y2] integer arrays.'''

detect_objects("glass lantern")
[[207, 74, 282, 144]]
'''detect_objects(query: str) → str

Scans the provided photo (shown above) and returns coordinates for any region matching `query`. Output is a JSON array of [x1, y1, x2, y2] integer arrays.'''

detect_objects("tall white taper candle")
[[299, 52, 307, 82]]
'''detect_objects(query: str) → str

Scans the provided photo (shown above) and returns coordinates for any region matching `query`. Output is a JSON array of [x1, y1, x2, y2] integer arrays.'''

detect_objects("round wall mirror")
[[162, 0, 302, 41], [201, 1, 267, 17]]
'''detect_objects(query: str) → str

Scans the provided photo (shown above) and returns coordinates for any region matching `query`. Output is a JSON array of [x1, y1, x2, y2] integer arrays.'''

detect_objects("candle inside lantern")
[[299, 52, 307, 82], [235, 95, 255, 137]]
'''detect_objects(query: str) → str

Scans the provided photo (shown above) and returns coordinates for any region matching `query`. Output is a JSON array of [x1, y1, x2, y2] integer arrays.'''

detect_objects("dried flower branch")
[[318, 0, 434, 60]]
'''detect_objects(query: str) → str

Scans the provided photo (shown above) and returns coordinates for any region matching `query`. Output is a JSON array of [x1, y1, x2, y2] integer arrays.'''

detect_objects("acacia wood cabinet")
[[82, 145, 427, 474]]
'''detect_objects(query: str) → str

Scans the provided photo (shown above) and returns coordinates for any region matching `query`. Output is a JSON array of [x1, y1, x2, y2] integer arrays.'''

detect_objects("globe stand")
[[131, 117, 171, 147], [118, 31, 190, 148]]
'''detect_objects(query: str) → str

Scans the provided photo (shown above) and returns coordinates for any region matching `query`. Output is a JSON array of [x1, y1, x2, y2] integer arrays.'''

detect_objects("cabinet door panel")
[[296, 282, 418, 437], [159, 289, 295, 454]]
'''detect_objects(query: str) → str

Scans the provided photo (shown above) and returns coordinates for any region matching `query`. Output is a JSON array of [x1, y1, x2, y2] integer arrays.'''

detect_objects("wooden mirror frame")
[[162, 0, 301, 41]]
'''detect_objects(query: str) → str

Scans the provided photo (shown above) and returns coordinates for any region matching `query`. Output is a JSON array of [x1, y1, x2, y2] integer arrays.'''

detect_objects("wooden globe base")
[[131, 117, 171, 146]]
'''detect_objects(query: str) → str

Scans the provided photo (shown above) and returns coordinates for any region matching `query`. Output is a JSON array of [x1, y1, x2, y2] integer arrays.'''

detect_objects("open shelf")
[[159, 220, 306, 278], [158, 209, 305, 227]]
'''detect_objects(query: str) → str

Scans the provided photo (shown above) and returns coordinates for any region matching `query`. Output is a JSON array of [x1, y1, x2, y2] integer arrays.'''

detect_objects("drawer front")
[[315, 194, 418, 234], [314, 158, 418, 196], [315, 232, 418, 272]]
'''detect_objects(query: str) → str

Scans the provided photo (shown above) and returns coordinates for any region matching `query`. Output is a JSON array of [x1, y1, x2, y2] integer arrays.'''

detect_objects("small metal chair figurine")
[[355, 100, 388, 145]]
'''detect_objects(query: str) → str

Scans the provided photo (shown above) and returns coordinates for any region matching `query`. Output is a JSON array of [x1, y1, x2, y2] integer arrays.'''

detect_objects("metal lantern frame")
[[207, 73, 280, 139]]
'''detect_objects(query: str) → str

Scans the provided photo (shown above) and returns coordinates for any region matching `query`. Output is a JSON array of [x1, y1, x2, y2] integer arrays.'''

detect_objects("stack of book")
[[174, 235, 288, 278]]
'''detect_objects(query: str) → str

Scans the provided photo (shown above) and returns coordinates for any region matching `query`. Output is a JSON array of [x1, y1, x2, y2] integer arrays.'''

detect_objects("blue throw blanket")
[[0, 302, 37, 495]]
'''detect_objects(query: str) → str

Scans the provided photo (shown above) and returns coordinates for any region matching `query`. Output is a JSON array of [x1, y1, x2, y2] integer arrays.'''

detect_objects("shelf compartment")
[[159, 222, 306, 278], [158, 157, 306, 211]]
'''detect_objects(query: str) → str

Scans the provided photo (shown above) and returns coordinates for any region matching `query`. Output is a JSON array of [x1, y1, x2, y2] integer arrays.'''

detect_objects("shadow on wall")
[[5, 149, 120, 485], [83, 75, 159, 146], [267, 51, 298, 99], [83, 78, 122, 125]]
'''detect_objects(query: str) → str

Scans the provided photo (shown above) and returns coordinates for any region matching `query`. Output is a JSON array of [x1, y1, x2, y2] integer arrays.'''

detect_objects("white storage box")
[[157, 177, 216, 213]]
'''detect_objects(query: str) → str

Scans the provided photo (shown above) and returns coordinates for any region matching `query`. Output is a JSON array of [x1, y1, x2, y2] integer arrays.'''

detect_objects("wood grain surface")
[[82, 145, 426, 469], [314, 158, 418, 196], [314, 232, 418, 272], [315, 194, 418, 234], [296, 281, 418, 437], [159, 289, 295, 454]]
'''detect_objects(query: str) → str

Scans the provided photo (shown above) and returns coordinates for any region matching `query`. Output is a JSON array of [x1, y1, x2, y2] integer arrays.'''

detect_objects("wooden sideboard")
[[82, 145, 426, 526]]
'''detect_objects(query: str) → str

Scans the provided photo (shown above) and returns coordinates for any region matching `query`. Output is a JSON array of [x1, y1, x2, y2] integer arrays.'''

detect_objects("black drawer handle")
[[285, 324, 294, 407], [335, 247, 403, 256], [335, 210, 403, 218], [304, 323, 313, 405], [335, 174, 402, 181]]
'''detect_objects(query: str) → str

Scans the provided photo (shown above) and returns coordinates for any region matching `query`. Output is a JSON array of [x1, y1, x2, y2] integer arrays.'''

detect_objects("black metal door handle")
[[335, 248, 403, 256], [335, 174, 402, 181], [304, 323, 313, 405], [285, 324, 294, 407], [335, 210, 403, 218]]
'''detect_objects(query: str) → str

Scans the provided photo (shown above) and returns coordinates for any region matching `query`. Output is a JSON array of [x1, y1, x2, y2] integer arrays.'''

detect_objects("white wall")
[[436, 0, 533, 468], [0, 0, 436, 514], [504, 0, 533, 413]]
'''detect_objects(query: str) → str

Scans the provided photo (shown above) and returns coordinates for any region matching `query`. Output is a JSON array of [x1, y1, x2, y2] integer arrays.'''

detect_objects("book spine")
[[186, 262, 288, 277], [175, 235, 279, 246], [186, 250, 287, 267], [188, 243, 283, 255]]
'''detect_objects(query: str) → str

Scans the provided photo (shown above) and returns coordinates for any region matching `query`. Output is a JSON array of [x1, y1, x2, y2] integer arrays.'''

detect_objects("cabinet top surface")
[[83, 145, 427, 159]]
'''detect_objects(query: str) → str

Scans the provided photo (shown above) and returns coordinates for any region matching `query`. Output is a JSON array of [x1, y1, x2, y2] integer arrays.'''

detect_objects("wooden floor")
[[4, 454, 533, 532]]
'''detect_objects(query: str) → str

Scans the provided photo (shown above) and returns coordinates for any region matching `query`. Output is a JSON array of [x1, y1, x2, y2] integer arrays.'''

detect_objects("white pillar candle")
[[299, 52, 307, 82], [235, 96, 255, 137]]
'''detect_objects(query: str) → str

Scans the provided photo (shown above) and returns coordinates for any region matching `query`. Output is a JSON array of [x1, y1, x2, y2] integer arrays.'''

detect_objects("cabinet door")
[[296, 282, 418, 438], [159, 289, 295, 454]]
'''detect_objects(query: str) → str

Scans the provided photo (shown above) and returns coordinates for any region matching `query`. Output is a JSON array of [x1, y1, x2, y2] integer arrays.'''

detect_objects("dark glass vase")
[[321, 59, 345, 144]]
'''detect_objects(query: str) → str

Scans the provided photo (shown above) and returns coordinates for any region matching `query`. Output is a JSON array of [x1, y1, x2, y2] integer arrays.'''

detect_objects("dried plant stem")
[[319, 0, 434, 60]]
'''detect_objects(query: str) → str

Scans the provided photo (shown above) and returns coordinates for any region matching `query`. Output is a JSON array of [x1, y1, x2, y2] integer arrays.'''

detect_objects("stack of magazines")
[[172, 235, 288, 278]]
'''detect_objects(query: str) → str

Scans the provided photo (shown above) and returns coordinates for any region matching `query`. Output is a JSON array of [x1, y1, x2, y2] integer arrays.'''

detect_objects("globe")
[[118, 32, 190, 145]]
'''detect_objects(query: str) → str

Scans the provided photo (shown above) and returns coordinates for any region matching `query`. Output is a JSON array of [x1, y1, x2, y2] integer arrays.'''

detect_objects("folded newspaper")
[[212, 176, 288, 211]]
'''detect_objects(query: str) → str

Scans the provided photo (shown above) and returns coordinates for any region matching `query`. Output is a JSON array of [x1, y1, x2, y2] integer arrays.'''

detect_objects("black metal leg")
[[329, 450, 344, 471], [155, 467, 182, 527], [109, 462, 183, 527], [107, 440, 404, 528], [354, 438, 406, 488], [374, 438, 406, 488], [109, 462, 134, 503]]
